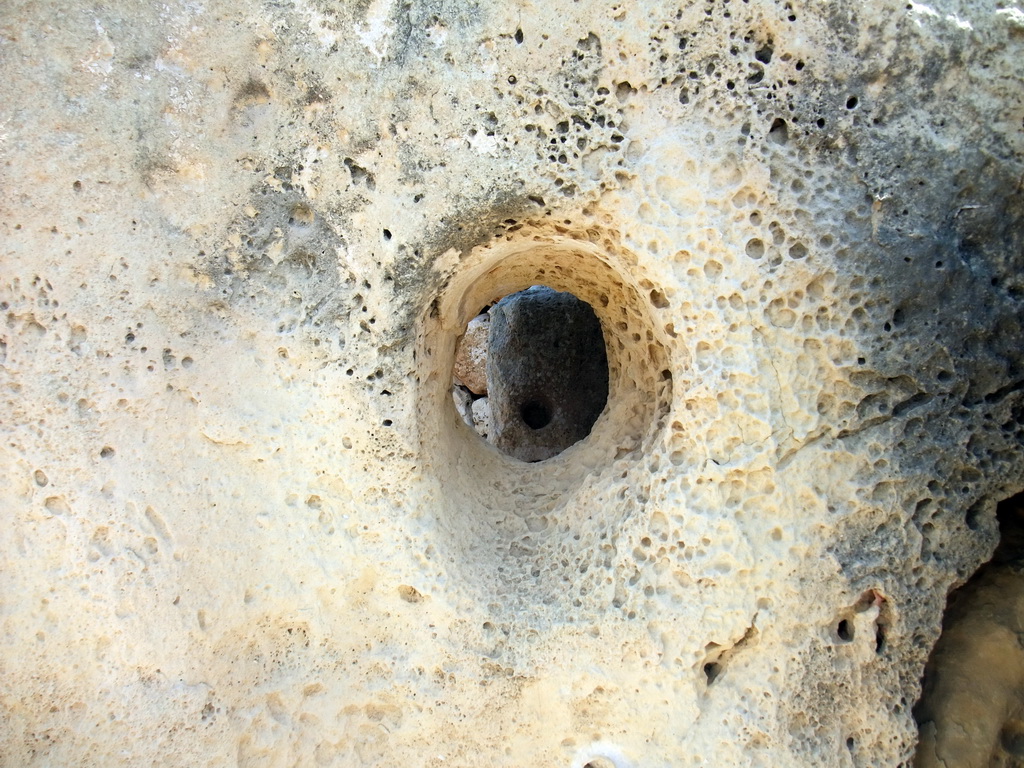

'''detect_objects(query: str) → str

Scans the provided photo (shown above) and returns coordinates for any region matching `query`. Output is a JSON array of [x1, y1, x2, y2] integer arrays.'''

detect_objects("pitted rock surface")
[[453, 313, 490, 396], [1, 0, 1023, 766], [487, 287, 608, 462], [470, 396, 492, 440]]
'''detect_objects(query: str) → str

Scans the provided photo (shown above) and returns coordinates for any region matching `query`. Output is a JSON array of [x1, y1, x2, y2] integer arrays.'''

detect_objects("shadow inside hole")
[[704, 661, 723, 685], [913, 491, 1024, 767], [520, 399, 552, 430], [452, 285, 609, 462], [837, 618, 853, 642]]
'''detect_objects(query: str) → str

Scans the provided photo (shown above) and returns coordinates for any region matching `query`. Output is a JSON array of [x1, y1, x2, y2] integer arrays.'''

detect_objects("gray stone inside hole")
[[519, 398, 552, 430], [452, 285, 609, 462]]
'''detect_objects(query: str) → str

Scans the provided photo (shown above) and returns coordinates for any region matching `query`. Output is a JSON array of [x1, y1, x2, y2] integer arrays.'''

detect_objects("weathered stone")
[[453, 313, 490, 396], [1, 0, 1022, 765], [452, 383, 474, 426], [914, 493, 1024, 768], [487, 286, 608, 462], [471, 396, 492, 440]]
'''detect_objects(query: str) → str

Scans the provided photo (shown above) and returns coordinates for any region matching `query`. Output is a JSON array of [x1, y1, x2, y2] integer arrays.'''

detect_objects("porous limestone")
[[1, 0, 1022, 766]]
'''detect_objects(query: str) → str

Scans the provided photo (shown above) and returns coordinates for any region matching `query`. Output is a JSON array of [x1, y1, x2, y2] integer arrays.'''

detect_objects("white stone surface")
[[1, 0, 1022, 766]]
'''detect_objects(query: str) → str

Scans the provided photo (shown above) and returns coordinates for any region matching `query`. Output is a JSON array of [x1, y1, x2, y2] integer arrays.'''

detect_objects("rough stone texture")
[[453, 312, 490, 395], [1, 0, 1023, 766], [452, 383, 474, 427], [470, 396, 492, 441], [487, 286, 609, 462], [914, 493, 1024, 768]]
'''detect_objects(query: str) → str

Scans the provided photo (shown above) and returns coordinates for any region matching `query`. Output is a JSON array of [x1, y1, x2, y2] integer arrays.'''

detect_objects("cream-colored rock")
[[471, 396, 492, 440], [452, 383, 474, 426], [453, 313, 490, 396], [1, 0, 1022, 766]]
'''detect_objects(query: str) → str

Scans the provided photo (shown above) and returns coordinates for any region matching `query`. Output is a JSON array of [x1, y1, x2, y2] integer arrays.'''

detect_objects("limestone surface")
[[1, 0, 1023, 766], [914, 494, 1024, 768]]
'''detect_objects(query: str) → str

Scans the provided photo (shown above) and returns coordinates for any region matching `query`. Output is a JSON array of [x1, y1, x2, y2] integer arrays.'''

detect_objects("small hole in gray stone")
[[520, 399, 552, 429], [768, 118, 789, 145], [452, 286, 608, 462]]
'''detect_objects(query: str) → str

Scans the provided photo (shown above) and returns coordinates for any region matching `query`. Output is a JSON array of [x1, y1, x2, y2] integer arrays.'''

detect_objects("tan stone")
[[0, 0, 1022, 765], [453, 313, 490, 396]]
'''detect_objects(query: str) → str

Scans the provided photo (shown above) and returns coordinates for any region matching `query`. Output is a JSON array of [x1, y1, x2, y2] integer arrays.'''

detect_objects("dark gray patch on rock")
[[487, 286, 608, 462]]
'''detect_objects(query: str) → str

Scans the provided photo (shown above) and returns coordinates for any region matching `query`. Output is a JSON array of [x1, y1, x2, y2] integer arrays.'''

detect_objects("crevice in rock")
[[702, 617, 759, 688], [913, 490, 1024, 767]]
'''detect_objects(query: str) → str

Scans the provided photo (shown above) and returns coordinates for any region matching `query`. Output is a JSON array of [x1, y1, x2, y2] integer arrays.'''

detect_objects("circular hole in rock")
[[451, 285, 609, 463], [520, 399, 552, 430], [837, 619, 854, 642]]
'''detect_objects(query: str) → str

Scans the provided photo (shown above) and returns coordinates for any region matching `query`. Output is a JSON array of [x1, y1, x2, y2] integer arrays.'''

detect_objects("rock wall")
[[914, 493, 1024, 767], [1, 0, 1022, 766]]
